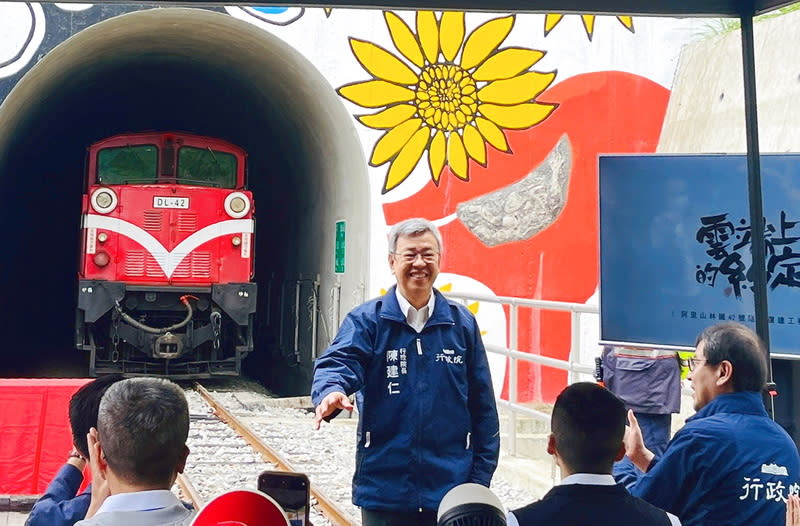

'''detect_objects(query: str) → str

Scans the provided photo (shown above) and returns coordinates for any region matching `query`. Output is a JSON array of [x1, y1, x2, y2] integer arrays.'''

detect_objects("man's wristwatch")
[[68, 451, 85, 460]]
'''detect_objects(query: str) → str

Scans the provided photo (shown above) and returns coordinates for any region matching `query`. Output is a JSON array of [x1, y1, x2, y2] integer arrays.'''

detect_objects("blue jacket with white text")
[[311, 286, 500, 512], [629, 390, 800, 526]]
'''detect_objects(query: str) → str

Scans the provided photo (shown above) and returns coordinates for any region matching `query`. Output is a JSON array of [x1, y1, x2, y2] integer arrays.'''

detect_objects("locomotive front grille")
[[123, 251, 213, 279], [143, 210, 163, 231], [126, 251, 147, 276], [146, 254, 165, 278], [173, 252, 212, 279], [178, 211, 198, 232]]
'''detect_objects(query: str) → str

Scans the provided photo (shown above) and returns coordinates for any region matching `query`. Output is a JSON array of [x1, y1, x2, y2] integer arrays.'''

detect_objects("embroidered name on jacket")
[[739, 463, 796, 503], [385, 348, 407, 395], [436, 349, 464, 364]]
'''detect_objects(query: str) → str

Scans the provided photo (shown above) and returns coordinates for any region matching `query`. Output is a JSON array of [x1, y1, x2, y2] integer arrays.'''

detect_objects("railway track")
[[179, 381, 359, 526]]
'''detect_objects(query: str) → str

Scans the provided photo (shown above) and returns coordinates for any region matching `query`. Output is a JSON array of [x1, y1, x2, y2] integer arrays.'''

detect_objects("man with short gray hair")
[[312, 217, 499, 526], [76, 377, 194, 526]]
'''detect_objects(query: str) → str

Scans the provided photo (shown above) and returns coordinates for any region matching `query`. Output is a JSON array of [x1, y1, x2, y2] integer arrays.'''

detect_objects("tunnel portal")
[[0, 8, 369, 392]]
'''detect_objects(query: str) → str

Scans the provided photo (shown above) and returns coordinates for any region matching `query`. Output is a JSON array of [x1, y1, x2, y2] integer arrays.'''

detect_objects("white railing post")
[[509, 302, 518, 456], [569, 310, 580, 385], [442, 291, 602, 461]]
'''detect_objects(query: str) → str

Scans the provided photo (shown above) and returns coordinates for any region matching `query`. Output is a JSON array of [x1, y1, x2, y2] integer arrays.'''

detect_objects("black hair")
[[68, 374, 125, 458], [551, 382, 626, 474], [695, 322, 767, 392]]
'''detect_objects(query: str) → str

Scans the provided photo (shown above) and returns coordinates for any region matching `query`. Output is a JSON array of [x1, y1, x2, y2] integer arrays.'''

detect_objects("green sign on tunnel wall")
[[335, 220, 346, 274]]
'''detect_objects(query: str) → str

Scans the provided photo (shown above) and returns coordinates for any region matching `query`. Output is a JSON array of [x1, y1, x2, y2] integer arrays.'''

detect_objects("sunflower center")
[[415, 64, 478, 132]]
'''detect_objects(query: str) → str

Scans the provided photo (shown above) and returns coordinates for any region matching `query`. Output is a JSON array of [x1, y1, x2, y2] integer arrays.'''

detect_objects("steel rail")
[[194, 382, 357, 526], [176, 472, 204, 510]]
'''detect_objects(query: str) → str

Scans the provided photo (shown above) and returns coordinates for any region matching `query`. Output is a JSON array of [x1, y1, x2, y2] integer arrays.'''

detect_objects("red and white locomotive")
[[75, 131, 256, 377]]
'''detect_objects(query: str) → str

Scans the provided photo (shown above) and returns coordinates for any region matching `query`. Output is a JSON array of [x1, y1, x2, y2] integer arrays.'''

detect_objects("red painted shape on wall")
[[384, 71, 670, 402]]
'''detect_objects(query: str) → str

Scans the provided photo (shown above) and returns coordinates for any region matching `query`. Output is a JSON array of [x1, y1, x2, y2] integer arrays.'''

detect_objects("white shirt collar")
[[558, 473, 617, 486], [507, 474, 682, 526], [95, 489, 181, 515], [395, 288, 435, 333]]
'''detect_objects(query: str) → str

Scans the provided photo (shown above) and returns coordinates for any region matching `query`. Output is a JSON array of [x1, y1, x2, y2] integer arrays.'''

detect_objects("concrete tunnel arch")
[[0, 7, 370, 392]]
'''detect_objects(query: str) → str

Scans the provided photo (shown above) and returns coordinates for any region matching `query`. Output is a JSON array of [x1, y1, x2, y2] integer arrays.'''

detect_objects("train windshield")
[[97, 145, 158, 184], [178, 146, 237, 188]]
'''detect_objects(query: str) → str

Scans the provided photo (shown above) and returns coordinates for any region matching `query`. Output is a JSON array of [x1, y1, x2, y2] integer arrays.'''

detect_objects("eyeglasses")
[[687, 358, 707, 371], [393, 251, 439, 263]]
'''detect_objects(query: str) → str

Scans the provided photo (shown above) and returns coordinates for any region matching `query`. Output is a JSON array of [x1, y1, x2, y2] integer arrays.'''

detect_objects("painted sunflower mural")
[[338, 11, 557, 193], [544, 14, 634, 40]]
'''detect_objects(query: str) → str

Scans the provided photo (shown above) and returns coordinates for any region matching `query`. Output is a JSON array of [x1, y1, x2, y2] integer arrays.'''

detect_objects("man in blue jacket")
[[312, 217, 500, 526], [508, 382, 680, 526], [626, 322, 800, 525]]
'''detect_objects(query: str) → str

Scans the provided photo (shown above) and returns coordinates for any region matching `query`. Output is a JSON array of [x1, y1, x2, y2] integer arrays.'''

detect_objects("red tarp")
[[0, 379, 91, 494]]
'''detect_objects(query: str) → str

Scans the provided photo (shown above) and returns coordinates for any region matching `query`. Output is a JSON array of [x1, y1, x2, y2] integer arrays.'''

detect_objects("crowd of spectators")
[[23, 218, 800, 526]]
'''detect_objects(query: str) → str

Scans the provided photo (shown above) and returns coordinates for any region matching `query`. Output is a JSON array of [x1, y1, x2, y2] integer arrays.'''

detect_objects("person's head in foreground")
[[549, 382, 627, 476], [96, 377, 190, 490], [69, 374, 125, 459], [689, 322, 767, 411]]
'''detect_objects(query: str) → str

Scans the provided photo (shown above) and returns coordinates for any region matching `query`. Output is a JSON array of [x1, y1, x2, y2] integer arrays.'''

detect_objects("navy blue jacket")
[[26, 464, 90, 526], [512, 482, 674, 526], [311, 286, 499, 512], [629, 391, 800, 526]]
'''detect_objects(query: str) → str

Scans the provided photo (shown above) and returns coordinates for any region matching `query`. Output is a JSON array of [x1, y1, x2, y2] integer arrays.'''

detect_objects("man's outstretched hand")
[[624, 409, 655, 472], [314, 392, 353, 430]]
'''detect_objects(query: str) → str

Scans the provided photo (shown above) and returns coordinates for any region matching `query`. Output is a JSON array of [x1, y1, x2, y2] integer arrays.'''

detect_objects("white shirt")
[[395, 288, 435, 333], [505, 473, 681, 526], [94, 489, 180, 514]]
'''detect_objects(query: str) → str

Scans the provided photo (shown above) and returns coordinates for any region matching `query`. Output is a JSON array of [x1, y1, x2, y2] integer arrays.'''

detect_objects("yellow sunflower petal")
[[371, 118, 423, 166], [447, 132, 469, 180], [439, 11, 465, 62], [384, 127, 430, 192], [544, 14, 563, 36], [475, 116, 509, 152], [385, 12, 425, 68], [477, 71, 556, 106], [417, 11, 439, 64], [357, 104, 417, 129], [581, 15, 596, 40], [472, 48, 545, 81], [350, 39, 419, 85], [460, 15, 515, 70], [338, 80, 415, 108], [617, 16, 635, 32], [429, 130, 446, 183], [479, 102, 557, 130], [462, 124, 486, 165]]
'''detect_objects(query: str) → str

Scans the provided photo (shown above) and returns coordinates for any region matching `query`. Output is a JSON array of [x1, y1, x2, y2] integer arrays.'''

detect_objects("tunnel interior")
[[0, 8, 369, 390]]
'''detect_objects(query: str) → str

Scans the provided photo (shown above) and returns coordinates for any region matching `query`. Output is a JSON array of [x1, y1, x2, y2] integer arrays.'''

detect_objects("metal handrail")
[[445, 291, 600, 457]]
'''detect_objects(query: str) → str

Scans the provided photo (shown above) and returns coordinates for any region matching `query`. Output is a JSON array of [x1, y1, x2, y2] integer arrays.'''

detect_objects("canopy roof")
[[47, 0, 797, 17]]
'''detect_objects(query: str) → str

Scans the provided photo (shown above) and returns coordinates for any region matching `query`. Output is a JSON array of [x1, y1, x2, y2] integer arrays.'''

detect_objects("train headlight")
[[97, 232, 108, 243], [93, 251, 110, 267], [91, 188, 118, 214], [224, 192, 251, 219]]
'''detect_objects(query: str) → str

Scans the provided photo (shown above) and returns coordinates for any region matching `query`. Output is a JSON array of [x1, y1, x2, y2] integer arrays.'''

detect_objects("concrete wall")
[[659, 10, 800, 153]]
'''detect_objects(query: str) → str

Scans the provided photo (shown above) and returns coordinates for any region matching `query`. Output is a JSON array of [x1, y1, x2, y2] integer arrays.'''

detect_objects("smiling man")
[[312, 217, 499, 526], [625, 322, 800, 526]]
